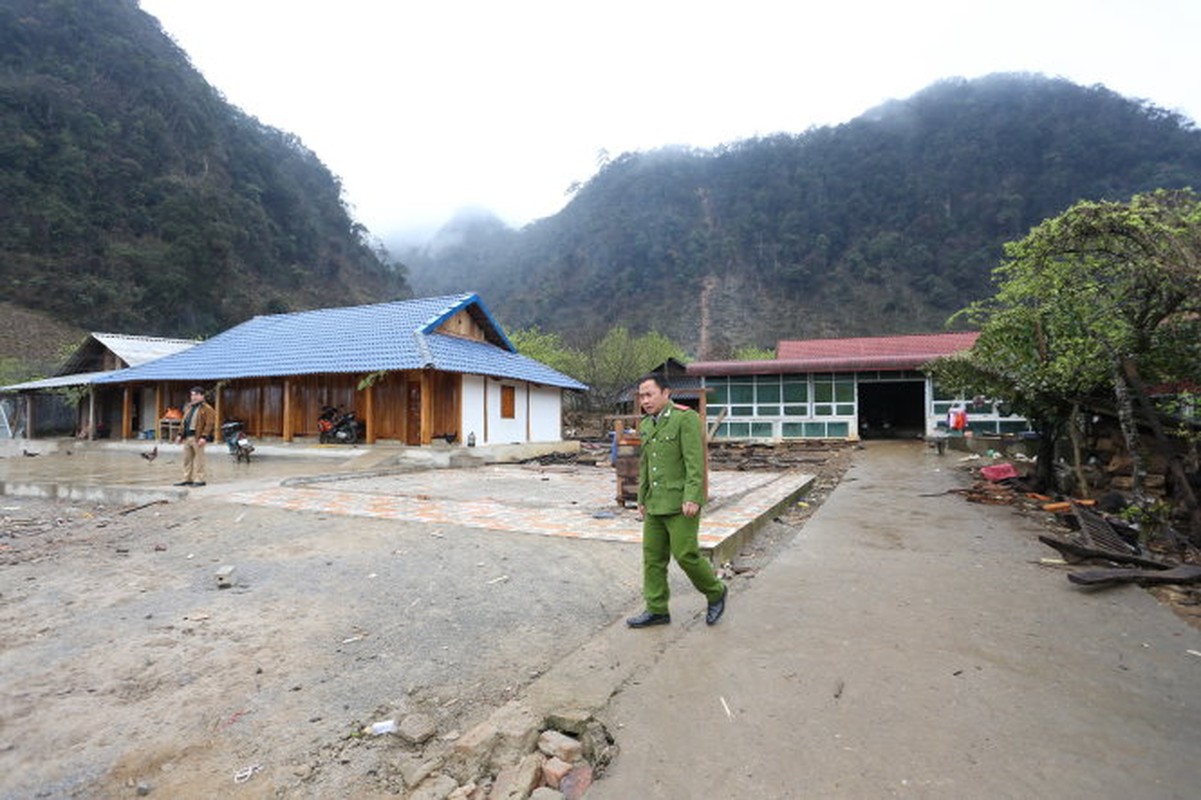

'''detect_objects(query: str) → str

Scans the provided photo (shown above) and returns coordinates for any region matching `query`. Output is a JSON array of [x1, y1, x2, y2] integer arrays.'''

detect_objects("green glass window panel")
[[757, 383, 781, 403], [710, 385, 729, 404], [730, 385, 754, 403], [783, 382, 808, 402], [782, 422, 805, 437], [933, 401, 955, 415], [726, 422, 750, 437], [706, 407, 726, 419], [757, 406, 780, 416], [803, 422, 826, 436], [836, 404, 856, 415], [730, 376, 753, 384], [783, 404, 808, 416], [714, 423, 731, 438], [751, 422, 773, 437], [827, 422, 850, 437], [731, 405, 754, 417], [814, 383, 833, 402], [999, 420, 1029, 433], [815, 406, 833, 416], [835, 383, 855, 402]]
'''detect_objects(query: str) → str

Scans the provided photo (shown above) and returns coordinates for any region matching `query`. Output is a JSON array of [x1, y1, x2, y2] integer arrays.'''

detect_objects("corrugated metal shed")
[[2, 334, 198, 391], [62, 333, 198, 373]]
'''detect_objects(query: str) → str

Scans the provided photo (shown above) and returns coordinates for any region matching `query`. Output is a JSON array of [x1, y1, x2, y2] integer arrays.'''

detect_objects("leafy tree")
[[507, 326, 584, 379], [575, 328, 686, 412], [936, 189, 1201, 536]]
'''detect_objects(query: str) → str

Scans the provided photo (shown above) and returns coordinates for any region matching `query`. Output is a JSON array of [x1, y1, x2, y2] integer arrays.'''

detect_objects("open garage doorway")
[[857, 381, 926, 439]]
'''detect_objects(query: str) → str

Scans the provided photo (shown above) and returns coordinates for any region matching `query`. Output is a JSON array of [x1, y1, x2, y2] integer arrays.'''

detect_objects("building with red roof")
[[685, 331, 1027, 441]]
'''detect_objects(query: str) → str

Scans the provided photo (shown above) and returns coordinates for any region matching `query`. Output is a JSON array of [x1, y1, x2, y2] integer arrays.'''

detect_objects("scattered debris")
[[233, 763, 262, 784], [215, 565, 236, 588], [118, 499, 168, 516], [1067, 564, 1201, 587]]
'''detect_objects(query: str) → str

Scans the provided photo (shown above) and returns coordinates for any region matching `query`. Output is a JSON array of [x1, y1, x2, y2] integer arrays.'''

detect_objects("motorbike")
[[221, 420, 255, 463], [318, 405, 364, 444]]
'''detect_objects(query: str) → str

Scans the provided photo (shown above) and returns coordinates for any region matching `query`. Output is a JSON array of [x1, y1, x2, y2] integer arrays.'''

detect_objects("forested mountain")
[[0, 0, 409, 344], [401, 74, 1201, 357]]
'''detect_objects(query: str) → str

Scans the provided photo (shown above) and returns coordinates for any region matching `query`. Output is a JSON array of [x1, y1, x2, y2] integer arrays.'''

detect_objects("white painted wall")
[[487, 380, 525, 444], [461, 375, 486, 446], [468, 378, 565, 444], [527, 385, 563, 442]]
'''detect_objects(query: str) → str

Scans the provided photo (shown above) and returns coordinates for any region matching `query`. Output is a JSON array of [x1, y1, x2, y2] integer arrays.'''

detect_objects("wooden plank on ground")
[[1067, 564, 1201, 587]]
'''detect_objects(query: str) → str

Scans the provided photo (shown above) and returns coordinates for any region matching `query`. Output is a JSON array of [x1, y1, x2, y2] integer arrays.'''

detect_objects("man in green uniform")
[[627, 374, 728, 628]]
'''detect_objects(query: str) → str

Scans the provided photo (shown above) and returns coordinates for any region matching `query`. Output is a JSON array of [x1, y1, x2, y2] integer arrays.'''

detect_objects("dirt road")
[[0, 475, 642, 798], [589, 441, 1201, 799], [3, 441, 1198, 798]]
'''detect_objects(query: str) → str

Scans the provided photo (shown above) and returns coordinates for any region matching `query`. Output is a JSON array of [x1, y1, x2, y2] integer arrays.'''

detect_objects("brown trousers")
[[181, 437, 208, 483]]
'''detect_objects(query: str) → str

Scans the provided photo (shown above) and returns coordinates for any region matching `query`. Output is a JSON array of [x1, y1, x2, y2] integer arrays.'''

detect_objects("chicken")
[[141, 445, 158, 462]]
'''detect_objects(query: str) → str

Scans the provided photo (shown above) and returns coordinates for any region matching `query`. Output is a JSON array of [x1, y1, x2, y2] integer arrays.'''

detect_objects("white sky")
[[138, 0, 1200, 243]]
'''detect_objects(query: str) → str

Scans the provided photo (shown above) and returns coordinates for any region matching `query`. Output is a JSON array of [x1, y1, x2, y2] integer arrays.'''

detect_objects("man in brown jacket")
[[175, 386, 217, 487]]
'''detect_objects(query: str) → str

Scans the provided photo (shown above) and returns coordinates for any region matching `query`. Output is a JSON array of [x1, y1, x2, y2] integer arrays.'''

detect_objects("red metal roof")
[[689, 332, 979, 376]]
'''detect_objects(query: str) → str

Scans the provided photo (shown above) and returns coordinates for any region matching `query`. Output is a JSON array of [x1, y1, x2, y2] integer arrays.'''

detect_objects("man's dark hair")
[[639, 374, 670, 391], [190, 386, 206, 396]]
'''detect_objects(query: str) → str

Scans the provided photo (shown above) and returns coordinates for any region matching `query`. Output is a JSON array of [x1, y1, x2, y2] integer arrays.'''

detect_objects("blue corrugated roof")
[[94, 294, 587, 390]]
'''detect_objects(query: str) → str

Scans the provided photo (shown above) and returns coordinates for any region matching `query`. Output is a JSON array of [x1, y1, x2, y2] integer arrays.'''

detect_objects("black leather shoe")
[[706, 585, 728, 625], [173, 481, 193, 486], [626, 611, 671, 628], [192, 482, 206, 487]]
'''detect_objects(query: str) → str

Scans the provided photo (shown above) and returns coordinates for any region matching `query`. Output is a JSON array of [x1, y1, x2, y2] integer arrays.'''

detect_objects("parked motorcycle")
[[318, 405, 364, 444], [221, 420, 254, 463]]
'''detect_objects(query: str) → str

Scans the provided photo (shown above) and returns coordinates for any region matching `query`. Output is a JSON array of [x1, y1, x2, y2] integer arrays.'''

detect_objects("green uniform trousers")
[[642, 511, 725, 614]]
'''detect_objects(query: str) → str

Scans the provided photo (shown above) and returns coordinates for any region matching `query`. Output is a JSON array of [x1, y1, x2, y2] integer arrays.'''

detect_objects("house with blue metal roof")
[[76, 293, 586, 446]]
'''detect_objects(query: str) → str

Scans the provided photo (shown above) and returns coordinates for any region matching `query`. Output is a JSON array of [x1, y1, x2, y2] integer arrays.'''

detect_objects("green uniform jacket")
[[638, 404, 706, 515]]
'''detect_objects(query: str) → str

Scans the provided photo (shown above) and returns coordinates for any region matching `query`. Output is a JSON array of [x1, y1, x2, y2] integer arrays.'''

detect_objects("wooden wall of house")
[[437, 310, 486, 341], [372, 373, 408, 442], [118, 369, 466, 443]]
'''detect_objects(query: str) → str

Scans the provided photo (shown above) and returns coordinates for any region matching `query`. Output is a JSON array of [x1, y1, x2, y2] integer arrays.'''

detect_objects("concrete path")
[[588, 440, 1201, 799]]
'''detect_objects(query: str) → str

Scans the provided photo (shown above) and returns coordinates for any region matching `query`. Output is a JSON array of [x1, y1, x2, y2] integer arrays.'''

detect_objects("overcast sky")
[[138, 0, 1200, 244]]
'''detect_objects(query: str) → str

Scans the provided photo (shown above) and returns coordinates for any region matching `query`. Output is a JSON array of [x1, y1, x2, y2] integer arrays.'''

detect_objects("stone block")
[[541, 756, 572, 788], [536, 730, 582, 763], [543, 708, 591, 736], [400, 713, 438, 745], [449, 720, 499, 781], [409, 773, 459, 800], [490, 701, 541, 769], [559, 764, 593, 800]]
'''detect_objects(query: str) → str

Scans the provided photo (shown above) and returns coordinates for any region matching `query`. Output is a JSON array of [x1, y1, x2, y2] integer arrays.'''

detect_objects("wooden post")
[[87, 387, 96, 441], [363, 377, 376, 444], [121, 386, 133, 440], [214, 385, 223, 441], [155, 382, 165, 441], [283, 379, 294, 442], [420, 371, 432, 445], [24, 394, 35, 439]]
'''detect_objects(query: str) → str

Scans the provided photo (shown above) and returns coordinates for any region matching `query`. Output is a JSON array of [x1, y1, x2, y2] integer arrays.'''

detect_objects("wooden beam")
[[87, 387, 96, 441], [363, 377, 376, 444], [283, 379, 294, 442], [420, 371, 432, 445], [121, 385, 133, 440]]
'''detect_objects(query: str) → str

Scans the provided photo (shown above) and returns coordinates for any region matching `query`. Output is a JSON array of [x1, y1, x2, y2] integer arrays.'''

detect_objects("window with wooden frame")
[[500, 385, 516, 419]]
